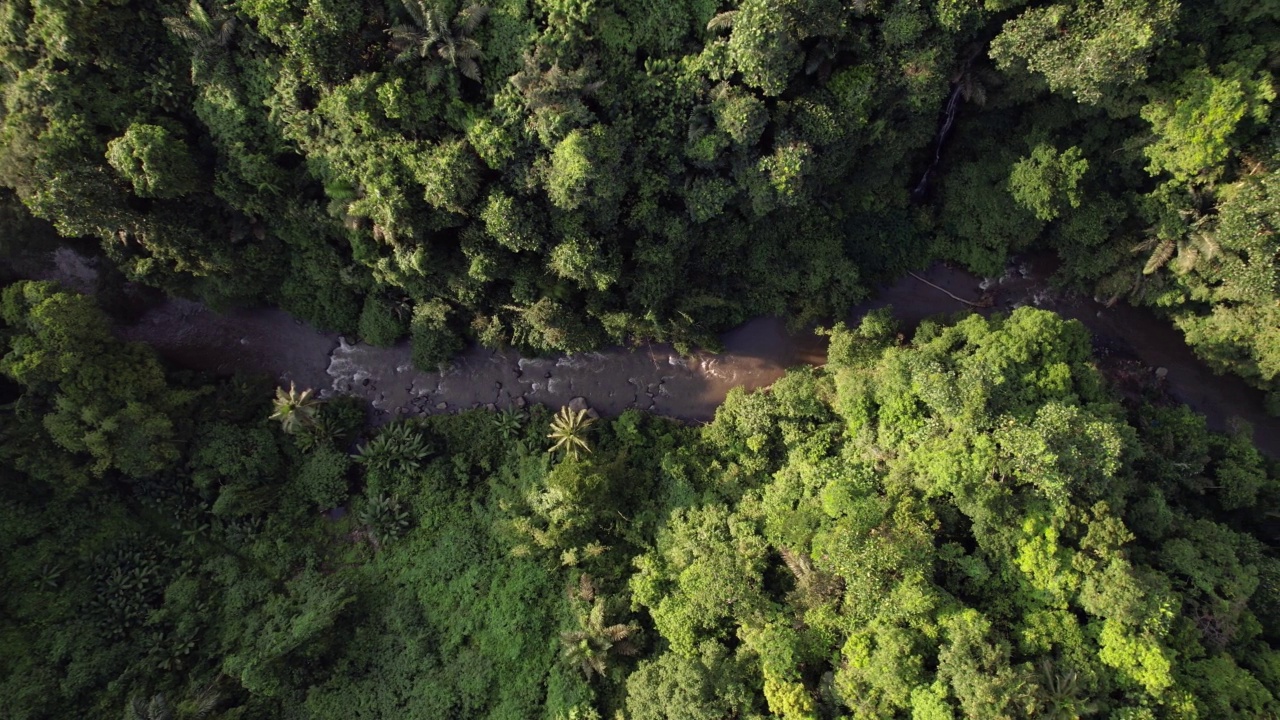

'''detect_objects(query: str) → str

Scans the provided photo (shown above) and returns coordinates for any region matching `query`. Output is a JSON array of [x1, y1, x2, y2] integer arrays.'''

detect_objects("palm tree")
[[547, 406, 595, 460], [509, 48, 604, 115], [804, 39, 837, 79], [1032, 659, 1099, 720], [127, 694, 175, 720], [34, 562, 64, 590], [126, 679, 223, 720], [389, 0, 488, 82], [269, 383, 321, 434], [560, 596, 638, 680], [163, 0, 238, 84], [779, 546, 844, 610], [1133, 187, 1219, 277], [1135, 219, 1221, 276]]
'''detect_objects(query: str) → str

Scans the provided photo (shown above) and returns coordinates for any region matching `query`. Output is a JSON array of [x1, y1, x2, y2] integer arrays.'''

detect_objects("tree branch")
[[908, 271, 990, 308]]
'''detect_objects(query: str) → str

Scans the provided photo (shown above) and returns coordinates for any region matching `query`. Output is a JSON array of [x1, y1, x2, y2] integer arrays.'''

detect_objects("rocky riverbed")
[[29, 248, 1280, 456]]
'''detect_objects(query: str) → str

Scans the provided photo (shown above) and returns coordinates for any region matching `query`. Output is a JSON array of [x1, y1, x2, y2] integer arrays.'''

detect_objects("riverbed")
[[34, 248, 1280, 457]]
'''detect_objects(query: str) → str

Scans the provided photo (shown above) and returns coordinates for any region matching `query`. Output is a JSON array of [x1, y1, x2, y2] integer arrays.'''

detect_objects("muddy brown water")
[[30, 248, 1280, 457]]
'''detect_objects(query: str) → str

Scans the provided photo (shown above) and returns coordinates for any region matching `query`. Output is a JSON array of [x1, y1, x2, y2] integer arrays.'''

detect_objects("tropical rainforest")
[[3, 0, 1280, 717]]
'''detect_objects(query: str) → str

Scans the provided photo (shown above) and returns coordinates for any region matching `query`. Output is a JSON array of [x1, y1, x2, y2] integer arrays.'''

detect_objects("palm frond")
[[575, 572, 596, 601], [458, 56, 481, 81], [457, 37, 482, 58], [456, 3, 490, 34], [559, 594, 639, 680], [779, 546, 813, 579], [187, 0, 213, 36], [400, 0, 429, 28], [163, 16, 204, 42], [128, 694, 175, 720], [588, 597, 606, 627], [959, 73, 986, 105], [706, 10, 736, 32], [1034, 659, 1100, 719], [602, 623, 633, 642], [188, 678, 223, 717], [217, 15, 237, 46], [1194, 231, 1221, 261], [1173, 243, 1199, 274], [389, 25, 426, 49], [1142, 237, 1176, 275]]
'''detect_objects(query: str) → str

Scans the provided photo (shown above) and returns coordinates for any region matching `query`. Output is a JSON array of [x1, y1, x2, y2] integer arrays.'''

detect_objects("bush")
[[292, 447, 351, 509], [104, 124, 200, 199], [411, 299, 464, 370], [357, 295, 407, 347]]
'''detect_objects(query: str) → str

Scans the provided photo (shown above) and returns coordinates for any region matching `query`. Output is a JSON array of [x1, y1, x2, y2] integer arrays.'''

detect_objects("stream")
[[34, 248, 1267, 458]]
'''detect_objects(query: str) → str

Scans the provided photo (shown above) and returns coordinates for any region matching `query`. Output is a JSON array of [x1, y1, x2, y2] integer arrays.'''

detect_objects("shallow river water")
[[93, 249, 1279, 458]]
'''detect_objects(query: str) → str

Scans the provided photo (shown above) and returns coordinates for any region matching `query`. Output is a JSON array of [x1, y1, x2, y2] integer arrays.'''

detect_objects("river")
[[49, 248, 1265, 458]]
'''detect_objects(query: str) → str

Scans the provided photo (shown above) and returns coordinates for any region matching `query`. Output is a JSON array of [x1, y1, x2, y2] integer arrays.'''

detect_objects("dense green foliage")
[[4, 282, 1280, 718], [3, 0, 1276, 403], [944, 0, 1280, 409]]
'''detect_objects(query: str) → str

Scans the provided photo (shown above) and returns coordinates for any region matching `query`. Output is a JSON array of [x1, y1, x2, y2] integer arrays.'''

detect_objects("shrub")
[[293, 447, 351, 509], [411, 300, 464, 369], [357, 294, 407, 347]]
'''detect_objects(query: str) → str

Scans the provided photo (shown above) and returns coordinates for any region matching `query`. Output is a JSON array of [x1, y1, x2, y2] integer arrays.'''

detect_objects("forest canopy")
[[4, 0, 1280, 715], [2, 284, 1279, 718], [0, 0, 1276, 405]]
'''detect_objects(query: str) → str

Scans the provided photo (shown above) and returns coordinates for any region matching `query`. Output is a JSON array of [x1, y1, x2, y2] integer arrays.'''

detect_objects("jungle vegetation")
[[0, 0, 1276, 405], [4, 0, 1280, 717], [2, 282, 1280, 718]]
